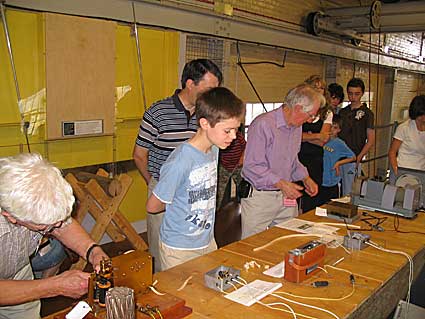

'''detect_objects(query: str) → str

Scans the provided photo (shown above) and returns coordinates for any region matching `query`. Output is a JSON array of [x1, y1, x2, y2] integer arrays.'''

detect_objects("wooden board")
[[45, 13, 116, 140], [44, 210, 425, 319], [151, 211, 425, 319]]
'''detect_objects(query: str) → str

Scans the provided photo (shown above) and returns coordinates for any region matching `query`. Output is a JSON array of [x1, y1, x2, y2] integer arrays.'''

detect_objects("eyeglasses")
[[305, 111, 317, 120], [38, 221, 63, 236]]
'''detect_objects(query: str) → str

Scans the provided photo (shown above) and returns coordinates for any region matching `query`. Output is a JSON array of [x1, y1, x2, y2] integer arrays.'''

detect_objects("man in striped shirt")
[[133, 59, 222, 271]]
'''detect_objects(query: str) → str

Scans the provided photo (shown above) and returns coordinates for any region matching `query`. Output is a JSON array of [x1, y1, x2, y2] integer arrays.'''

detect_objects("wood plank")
[[152, 210, 425, 319], [45, 13, 115, 140]]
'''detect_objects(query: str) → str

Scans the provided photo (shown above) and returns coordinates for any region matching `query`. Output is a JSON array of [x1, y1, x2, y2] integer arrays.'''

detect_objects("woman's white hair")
[[285, 84, 326, 112], [0, 153, 74, 225]]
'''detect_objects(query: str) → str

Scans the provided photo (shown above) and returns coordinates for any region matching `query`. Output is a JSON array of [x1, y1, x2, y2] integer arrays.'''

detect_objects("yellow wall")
[[0, 8, 180, 222]]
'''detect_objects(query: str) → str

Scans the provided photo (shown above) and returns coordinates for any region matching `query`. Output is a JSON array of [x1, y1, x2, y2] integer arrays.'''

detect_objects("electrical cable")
[[343, 215, 384, 232], [231, 277, 298, 319], [333, 241, 351, 255], [235, 42, 268, 113], [227, 281, 238, 291], [177, 275, 193, 291], [317, 222, 361, 229], [270, 292, 340, 319], [149, 280, 166, 296], [238, 50, 287, 68], [253, 233, 322, 252], [391, 214, 425, 235], [236, 276, 247, 285], [274, 282, 355, 302], [366, 241, 413, 318], [324, 265, 382, 283], [235, 276, 339, 319], [317, 266, 328, 274], [256, 300, 297, 319]]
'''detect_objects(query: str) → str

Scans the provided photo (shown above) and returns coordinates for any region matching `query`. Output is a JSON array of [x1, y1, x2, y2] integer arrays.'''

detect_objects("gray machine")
[[351, 167, 424, 218]]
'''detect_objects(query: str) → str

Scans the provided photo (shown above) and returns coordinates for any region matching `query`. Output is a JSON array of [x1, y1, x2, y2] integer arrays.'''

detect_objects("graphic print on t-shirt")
[[185, 161, 217, 236]]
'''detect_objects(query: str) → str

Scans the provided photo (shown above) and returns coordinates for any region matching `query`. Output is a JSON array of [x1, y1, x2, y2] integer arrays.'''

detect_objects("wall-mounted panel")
[[45, 13, 116, 140]]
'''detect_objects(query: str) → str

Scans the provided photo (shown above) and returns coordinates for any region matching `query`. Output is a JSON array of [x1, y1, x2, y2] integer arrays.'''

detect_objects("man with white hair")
[[241, 84, 325, 238], [0, 153, 108, 319]]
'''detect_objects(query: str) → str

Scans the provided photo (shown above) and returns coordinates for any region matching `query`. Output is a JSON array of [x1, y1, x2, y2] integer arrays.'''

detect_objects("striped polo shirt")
[[135, 90, 198, 180]]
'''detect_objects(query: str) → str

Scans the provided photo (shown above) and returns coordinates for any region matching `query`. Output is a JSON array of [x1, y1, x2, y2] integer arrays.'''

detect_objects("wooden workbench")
[[152, 210, 425, 319], [44, 210, 425, 319]]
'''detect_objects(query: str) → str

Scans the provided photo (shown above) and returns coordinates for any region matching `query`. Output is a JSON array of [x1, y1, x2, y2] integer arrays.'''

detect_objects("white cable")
[[253, 234, 322, 251], [366, 241, 413, 318], [333, 241, 352, 255], [271, 293, 340, 319], [317, 266, 328, 274], [256, 300, 297, 319], [232, 277, 339, 319], [231, 278, 246, 286], [231, 278, 298, 319], [236, 275, 248, 285], [274, 283, 355, 301], [177, 275, 193, 291], [148, 285, 166, 296], [324, 264, 382, 283], [318, 222, 361, 229], [227, 281, 238, 291]]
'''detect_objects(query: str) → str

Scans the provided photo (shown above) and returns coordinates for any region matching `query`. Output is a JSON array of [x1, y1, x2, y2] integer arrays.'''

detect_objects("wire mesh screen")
[[185, 35, 224, 71]]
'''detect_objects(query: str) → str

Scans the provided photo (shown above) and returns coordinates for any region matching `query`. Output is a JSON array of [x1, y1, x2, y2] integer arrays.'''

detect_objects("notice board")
[[45, 13, 116, 139]]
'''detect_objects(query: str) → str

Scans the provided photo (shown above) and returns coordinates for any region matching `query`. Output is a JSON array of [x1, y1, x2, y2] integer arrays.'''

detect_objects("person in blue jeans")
[[30, 238, 67, 279], [321, 115, 356, 203]]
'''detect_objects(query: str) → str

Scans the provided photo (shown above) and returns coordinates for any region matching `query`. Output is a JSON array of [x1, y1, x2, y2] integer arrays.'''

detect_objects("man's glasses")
[[38, 221, 63, 236], [305, 111, 317, 120]]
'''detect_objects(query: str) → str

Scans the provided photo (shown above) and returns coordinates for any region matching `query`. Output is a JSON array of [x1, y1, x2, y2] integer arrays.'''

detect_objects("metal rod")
[[1, 3, 21, 108], [236, 42, 267, 113], [1, 3, 31, 152], [132, 2, 147, 111]]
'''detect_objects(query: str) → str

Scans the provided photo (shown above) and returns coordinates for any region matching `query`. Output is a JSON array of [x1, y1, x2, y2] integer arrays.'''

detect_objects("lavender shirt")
[[242, 107, 308, 190]]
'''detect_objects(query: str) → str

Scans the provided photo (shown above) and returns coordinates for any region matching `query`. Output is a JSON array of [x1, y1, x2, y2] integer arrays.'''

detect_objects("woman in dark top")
[[298, 75, 333, 213]]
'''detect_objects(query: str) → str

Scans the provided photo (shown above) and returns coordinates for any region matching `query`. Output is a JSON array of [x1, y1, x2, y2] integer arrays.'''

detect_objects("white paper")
[[276, 218, 339, 236], [315, 207, 327, 217], [224, 280, 282, 306], [263, 261, 285, 278], [66, 301, 92, 319]]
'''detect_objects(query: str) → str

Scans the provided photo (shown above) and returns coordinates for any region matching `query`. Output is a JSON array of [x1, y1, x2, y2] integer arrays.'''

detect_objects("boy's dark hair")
[[328, 83, 344, 103], [195, 87, 245, 127], [332, 114, 343, 129], [181, 59, 223, 89], [347, 77, 365, 93], [409, 95, 425, 119]]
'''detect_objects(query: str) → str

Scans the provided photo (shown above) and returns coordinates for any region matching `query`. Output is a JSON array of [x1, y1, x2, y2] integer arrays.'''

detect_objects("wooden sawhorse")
[[65, 168, 148, 270]]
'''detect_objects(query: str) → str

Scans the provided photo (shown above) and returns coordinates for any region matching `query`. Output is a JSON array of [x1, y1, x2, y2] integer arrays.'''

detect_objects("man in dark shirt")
[[338, 78, 375, 195]]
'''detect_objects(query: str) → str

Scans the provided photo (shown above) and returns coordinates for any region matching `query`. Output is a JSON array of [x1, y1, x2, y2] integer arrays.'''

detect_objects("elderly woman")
[[298, 75, 333, 212], [388, 95, 425, 179]]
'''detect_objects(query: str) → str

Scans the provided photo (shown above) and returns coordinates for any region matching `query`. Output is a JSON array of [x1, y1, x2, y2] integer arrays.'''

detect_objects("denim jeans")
[[30, 238, 66, 279]]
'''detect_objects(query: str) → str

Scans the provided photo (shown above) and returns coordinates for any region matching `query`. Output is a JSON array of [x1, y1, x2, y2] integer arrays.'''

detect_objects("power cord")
[[366, 241, 413, 319], [231, 276, 340, 319], [391, 214, 425, 235], [343, 213, 387, 232]]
